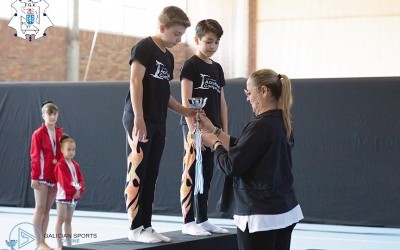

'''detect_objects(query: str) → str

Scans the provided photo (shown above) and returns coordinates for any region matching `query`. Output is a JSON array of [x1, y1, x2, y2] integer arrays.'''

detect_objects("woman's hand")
[[202, 132, 218, 148], [197, 113, 215, 132]]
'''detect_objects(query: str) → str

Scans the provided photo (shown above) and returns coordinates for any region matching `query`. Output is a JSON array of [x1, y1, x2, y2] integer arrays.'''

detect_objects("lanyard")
[[47, 128, 56, 157], [67, 160, 78, 183]]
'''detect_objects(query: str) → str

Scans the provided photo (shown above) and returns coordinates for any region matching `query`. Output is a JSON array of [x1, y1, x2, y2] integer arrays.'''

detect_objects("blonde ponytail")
[[278, 75, 293, 141], [249, 69, 293, 142]]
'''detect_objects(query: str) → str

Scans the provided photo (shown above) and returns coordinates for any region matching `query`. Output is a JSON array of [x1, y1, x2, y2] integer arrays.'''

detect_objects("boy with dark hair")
[[180, 19, 229, 236]]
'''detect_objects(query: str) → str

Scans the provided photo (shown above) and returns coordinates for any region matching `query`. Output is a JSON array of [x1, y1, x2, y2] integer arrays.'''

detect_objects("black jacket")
[[214, 110, 299, 215]]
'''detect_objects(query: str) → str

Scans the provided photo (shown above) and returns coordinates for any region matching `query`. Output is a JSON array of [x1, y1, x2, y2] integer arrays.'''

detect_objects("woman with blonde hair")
[[200, 69, 303, 250]]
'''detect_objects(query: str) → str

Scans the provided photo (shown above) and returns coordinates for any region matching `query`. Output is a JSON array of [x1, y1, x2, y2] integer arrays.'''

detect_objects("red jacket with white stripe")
[[55, 158, 85, 201], [30, 124, 63, 183]]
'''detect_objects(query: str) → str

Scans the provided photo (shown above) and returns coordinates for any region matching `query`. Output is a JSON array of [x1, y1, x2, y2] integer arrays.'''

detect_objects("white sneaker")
[[182, 221, 211, 236], [198, 220, 229, 234], [128, 226, 161, 243], [145, 227, 171, 242]]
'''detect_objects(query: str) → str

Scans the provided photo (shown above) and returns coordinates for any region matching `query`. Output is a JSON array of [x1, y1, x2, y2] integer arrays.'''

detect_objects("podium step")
[[63, 228, 238, 250]]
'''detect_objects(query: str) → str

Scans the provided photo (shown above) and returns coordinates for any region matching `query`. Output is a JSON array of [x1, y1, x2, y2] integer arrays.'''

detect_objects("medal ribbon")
[[67, 161, 78, 183], [47, 128, 57, 157]]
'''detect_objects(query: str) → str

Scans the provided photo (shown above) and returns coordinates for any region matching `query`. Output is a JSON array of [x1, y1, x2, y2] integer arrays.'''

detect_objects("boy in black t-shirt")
[[180, 19, 229, 236], [122, 6, 195, 243]]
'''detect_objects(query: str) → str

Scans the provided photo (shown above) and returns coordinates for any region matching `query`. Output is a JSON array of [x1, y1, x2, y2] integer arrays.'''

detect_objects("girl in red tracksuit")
[[30, 101, 63, 250], [54, 135, 85, 250]]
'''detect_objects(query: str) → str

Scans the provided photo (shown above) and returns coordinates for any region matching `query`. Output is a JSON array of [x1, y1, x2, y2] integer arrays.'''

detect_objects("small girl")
[[54, 135, 85, 250], [31, 101, 63, 250]]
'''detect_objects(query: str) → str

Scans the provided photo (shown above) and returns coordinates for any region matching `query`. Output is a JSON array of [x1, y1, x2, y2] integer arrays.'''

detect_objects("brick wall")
[[0, 19, 194, 82], [0, 20, 68, 81]]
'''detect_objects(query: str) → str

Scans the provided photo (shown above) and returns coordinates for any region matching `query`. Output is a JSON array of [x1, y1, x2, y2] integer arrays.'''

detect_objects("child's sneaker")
[[128, 226, 161, 243], [198, 220, 229, 234], [182, 221, 211, 236], [145, 227, 171, 242]]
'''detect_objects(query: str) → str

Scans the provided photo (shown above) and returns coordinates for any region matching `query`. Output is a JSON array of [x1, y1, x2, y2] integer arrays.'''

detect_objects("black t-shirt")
[[124, 37, 174, 123], [180, 55, 226, 126]]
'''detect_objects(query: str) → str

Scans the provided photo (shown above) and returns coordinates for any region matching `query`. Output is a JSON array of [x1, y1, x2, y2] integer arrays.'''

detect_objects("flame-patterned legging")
[[123, 112, 166, 230], [180, 124, 214, 224]]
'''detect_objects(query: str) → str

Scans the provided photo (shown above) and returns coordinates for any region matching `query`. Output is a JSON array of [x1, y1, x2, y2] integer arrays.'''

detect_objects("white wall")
[[257, 0, 400, 78], [186, 0, 250, 78]]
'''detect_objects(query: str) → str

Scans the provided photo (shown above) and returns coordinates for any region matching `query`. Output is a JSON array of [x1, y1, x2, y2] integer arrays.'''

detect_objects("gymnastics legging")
[[122, 111, 166, 230], [180, 124, 214, 224]]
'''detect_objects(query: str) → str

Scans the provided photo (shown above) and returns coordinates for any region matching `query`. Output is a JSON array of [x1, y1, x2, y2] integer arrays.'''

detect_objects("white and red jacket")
[[55, 157, 85, 201], [30, 124, 63, 183]]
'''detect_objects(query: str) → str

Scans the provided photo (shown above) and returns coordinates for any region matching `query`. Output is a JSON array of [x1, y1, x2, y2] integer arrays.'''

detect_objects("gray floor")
[[1, 206, 399, 250]]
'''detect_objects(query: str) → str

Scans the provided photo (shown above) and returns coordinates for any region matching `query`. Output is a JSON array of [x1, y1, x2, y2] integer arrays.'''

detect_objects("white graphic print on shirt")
[[151, 60, 171, 80], [195, 73, 221, 93]]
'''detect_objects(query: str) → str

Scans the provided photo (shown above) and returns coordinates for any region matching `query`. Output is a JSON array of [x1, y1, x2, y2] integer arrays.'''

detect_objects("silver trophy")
[[188, 97, 207, 195], [70, 182, 82, 207], [188, 97, 208, 131]]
